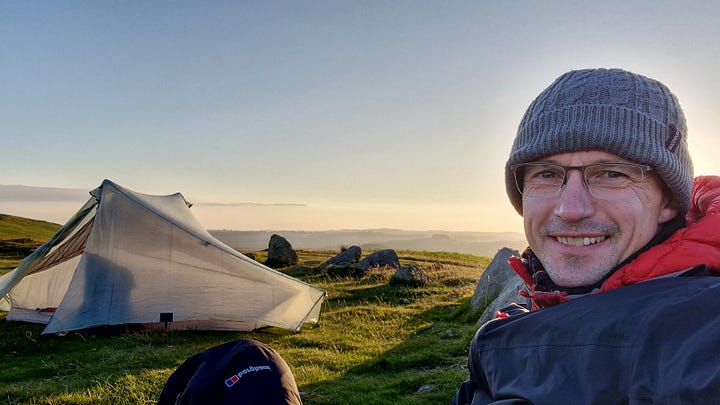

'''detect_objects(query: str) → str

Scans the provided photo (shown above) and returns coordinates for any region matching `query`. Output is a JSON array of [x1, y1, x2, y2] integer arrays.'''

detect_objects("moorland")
[[0, 213, 491, 404]]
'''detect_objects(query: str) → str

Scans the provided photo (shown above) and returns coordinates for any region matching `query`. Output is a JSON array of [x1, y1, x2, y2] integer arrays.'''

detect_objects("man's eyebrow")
[[531, 159, 635, 165]]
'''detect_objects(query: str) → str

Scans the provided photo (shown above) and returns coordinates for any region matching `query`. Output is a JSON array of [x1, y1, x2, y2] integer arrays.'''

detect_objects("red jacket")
[[510, 175, 720, 308], [600, 175, 720, 291]]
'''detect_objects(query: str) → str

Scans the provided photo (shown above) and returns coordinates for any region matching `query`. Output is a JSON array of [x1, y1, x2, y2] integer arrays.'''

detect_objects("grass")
[[0, 215, 491, 404], [0, 214, 61, 270], [0, 214, 60, 243]]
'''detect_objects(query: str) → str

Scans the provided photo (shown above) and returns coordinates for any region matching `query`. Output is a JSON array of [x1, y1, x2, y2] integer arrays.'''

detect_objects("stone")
[[470, 247, 521, 312], [390, 265, 429, 286], [476, 277, 527, 325], [318, 245, 362, 271], [356, 249, 400, 271], [324, 264, 365, 278], [439, 329, 456, 338], [469, 247, 532, 325], [264, 234, 298, 268]]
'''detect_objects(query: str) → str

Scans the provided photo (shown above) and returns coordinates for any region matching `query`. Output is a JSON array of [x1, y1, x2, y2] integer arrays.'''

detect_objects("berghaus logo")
[[224, 365, 272, 388]]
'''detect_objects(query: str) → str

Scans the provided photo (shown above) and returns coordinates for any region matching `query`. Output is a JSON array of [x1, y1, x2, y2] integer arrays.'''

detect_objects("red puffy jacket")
[[600, 175, 720, 291]]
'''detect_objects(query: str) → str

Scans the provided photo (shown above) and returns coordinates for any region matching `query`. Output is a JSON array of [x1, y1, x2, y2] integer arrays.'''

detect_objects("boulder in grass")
[[476, 277, 527, 325], [318, 245, 362, 271], [265, 234, 298, 268], [469, 247, 531, 325], [356, 249, 400, 272], [470, 247, 520, 312], [390, 265, 429, 286], [324, 264, 365, 278]]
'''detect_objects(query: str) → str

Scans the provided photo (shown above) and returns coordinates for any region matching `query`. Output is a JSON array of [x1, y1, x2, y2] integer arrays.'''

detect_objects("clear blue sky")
[[2, 1, 719, 232]]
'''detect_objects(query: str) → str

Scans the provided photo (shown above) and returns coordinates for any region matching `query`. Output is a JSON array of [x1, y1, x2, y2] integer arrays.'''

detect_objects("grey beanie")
[[506, 68, 693, 216]]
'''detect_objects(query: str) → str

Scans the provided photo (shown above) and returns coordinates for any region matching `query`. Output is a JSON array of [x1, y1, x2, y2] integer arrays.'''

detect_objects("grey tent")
[[0, 180, 325, 334]]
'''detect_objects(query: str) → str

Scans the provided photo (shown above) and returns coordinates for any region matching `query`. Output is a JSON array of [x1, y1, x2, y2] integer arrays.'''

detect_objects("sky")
[[1, 1, 719, 233]]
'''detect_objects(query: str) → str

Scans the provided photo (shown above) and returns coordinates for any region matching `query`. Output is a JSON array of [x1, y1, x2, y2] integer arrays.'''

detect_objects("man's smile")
[[554, 236, 607, 247]]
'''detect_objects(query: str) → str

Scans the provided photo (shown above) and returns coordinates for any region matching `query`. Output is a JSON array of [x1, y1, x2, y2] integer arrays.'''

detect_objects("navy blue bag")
[[158, 339, 302, 404]]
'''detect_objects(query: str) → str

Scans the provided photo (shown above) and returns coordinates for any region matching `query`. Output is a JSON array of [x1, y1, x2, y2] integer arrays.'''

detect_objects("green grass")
[[0, 214, 61, 271], [0, 214, 61, 242], [0, 247, 490, 404]]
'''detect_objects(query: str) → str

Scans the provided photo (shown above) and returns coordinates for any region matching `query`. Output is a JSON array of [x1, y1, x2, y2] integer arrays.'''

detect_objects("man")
[[452, 68, 720, 404]]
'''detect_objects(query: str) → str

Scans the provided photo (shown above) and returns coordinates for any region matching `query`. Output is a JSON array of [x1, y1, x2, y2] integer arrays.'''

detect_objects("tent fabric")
[[0, 179, 326, 334], [0, 196, 97, 312]]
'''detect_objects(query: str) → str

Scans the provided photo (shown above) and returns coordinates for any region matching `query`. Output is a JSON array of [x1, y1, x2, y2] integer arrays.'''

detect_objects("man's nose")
[[554, 170, 595, 221]]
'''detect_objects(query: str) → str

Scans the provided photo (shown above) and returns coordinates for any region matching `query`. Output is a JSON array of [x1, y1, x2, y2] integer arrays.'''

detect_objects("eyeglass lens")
[[515, 163, 648, 200]]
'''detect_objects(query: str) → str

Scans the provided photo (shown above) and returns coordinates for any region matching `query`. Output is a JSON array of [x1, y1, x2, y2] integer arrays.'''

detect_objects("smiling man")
[[512, 151, 678, 288], [452, 68, 720, 404], [504, 68, 698, 302], [515, 150, 678, 289]]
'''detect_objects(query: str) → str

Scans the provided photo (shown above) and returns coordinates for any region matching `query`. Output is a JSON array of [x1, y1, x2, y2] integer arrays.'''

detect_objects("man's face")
[[521, 150, 678, 288]]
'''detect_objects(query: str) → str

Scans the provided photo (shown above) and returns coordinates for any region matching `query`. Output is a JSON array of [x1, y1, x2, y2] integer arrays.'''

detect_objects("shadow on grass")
[[274, 273, 482, 404], [0, 315, 268, 402], [295, 295, 479, 405], [0, 300, 480, 405], [0, 260, 485, 405]]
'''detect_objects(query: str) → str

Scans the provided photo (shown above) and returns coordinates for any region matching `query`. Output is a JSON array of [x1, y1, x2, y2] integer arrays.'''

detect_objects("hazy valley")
[[210, 229, 527, 258]]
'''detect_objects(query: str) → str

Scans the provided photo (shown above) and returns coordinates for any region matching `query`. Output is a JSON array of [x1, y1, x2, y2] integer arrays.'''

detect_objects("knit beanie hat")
[[506, 68, 693, 216]]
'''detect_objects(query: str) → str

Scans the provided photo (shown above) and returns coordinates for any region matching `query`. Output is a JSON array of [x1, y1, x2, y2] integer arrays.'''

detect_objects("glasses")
[[512, 162, 654, 200]]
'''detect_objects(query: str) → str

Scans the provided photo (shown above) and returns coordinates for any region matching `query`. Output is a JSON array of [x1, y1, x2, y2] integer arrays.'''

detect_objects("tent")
[[0, 180, 326, 334]]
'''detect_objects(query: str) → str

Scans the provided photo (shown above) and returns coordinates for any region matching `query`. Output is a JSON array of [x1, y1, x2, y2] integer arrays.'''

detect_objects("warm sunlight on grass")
[[0, 249, 490, 404]]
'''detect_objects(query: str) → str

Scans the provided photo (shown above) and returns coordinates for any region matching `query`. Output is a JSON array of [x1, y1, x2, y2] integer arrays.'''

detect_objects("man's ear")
[[658, 192, 679, 225]]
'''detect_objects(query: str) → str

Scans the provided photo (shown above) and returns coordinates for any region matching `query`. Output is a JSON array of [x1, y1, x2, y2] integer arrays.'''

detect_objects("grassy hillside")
[[0, 214, 61, 272], [0, 213, 61, 241], [0, 249, 490, 404]]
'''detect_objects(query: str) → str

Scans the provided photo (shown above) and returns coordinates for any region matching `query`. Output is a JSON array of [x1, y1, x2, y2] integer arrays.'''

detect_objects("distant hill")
[[0, 214, 60, 242], [0, 214, 61, 259], [0, 213, 528, 259], [209, 229, 528, 258]]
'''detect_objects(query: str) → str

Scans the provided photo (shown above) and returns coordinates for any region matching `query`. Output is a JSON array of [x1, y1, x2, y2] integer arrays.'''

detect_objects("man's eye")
[[593, 169, 629, 180], [605, 171, 627, 178], [537, 170, 560, 179]]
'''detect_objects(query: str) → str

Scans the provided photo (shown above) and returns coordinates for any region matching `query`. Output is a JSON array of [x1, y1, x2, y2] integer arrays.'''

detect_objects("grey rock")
[[318, 245, 362, 271], [324, 264, 365, 278], [390, 265, 429, 286], [470, 247, 521, 312], [265, 234, 298, 268], [439, 328, 456, 338], [476, 277, 527, 325], [356, 249, 400, 271]]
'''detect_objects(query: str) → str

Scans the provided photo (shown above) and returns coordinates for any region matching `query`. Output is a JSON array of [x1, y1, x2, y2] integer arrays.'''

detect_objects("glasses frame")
[[511, 162, 654, 199]]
